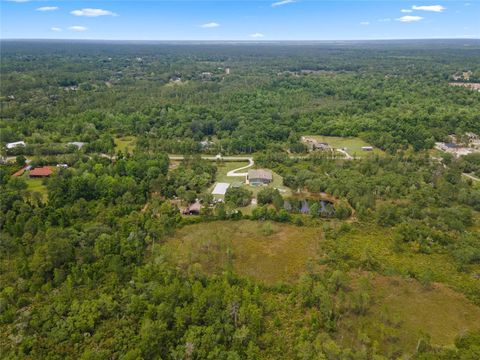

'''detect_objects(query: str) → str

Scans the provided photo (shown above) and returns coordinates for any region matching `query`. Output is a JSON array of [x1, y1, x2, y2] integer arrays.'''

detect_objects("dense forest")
[[1, 40, 480, 359]]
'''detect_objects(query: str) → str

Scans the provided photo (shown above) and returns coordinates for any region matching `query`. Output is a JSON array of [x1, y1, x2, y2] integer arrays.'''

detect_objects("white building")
[[6, 141, 26, 149]]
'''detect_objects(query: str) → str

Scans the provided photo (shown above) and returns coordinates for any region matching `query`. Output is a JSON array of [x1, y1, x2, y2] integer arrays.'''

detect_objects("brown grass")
[[162, 220, 324, 284]]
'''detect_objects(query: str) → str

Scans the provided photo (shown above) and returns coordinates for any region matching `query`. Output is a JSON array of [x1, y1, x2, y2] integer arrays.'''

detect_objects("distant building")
[[247, 169, 273, 186], [201, 72, 212, 80], [6, 141, 26, 149], [212, 182, 230, 195], [57, 163, 69, 168], [225, 68, 230, 75], [12, 167, 26, 177], [312, 142, 330, 150], [29, 166, 53, 178], [301, 136, 330, 151], [68, 141, 86, 149], [200, 140, 214, 148], [183, 201, 202, 215], [361, 146, 374, 151]]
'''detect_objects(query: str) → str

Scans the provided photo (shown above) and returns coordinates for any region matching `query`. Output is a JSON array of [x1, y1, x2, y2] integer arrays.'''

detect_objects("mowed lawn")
[[22, 174, 49, 201], [215, 161, 249, 183], [309, 135, 384, 158], [162, 220, 323, 284], [213, 161, 292, 204]]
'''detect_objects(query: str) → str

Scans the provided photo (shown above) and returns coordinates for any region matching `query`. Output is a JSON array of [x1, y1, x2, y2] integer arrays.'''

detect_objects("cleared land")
[[214, 161, 292, 199], [163, 220, 480, 355], [308, 135, 384, 158], [163, 220, 323, 284], [339, 274, 480, 354], [26, 178, 48, 200], [114, 136, 136, 153]]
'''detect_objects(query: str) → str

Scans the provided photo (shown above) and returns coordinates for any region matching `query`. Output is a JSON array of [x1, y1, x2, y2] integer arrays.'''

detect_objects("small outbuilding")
[[183, 201, 202, 215], [29, 166, 53, 178], [212, 182, 230, 195], [247, 169, 273, 186], [12, 167, 26, 177], [68, 141, 86, 149], [361, 146, 374, 151]]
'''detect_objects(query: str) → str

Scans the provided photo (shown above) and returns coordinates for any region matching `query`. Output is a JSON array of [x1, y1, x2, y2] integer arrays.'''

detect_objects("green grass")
[[215, 161, 249, 183], [162, 220, 480, 356], [325, 223, 480, 303], [114, 136, 136, 153], [26, 178, 48, 200], [213, 162, 292, 203], [308, 135, 384, 158], [338, 273, 480, 355]]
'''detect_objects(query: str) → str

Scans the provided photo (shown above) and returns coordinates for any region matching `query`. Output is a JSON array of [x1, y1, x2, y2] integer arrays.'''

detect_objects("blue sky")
[[1, 1, 478, 40]]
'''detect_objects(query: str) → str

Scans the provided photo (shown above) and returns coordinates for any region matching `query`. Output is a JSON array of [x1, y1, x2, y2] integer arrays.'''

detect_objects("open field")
[[162, 220, 480, 356], [339, 273, 480, 354], [114, 136, 136, 153], [162, 220, 323, 284], [26, 178, 48, 200], [308, 135, 384, 158]]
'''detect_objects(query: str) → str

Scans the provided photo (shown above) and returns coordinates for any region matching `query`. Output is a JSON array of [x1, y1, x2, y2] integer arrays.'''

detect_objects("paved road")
[[226, 158, 254, 177], [335, 149, 353, 160], [168, 155, 253, 162], [462, 173, 480, 182]]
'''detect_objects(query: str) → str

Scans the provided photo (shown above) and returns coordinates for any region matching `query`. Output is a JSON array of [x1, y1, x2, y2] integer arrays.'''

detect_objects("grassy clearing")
[[162, 220, 323, 284], [162, 220, 480, 355], [114, 136, 136, 153], [309, 135, 384, 158], [26, 178, 48, 200], [339, 274, 480, 354], [325, 222, 480, 303]]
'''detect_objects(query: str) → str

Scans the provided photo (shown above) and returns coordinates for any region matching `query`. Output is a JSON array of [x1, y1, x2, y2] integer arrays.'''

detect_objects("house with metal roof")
[[247, 169, 272, 186]]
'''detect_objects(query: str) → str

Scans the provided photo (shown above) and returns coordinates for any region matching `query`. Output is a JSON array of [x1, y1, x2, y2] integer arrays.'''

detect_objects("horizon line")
[[2, 37, 479, 42]]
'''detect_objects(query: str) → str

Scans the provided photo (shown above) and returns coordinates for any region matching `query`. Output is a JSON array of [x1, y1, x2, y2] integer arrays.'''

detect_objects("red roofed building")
[[29, 166, 53, 178], [12, 167, 26, 177]]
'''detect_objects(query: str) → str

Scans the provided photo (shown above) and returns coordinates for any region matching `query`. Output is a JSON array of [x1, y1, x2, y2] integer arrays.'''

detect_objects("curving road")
[[226, 158, 254, 177]]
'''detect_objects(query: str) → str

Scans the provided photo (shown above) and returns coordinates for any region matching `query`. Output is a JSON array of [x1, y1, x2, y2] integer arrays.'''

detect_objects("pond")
[[283, 198, 335, 216]]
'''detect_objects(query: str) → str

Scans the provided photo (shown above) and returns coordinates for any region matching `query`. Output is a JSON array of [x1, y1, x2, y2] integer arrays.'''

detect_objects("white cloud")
[[250, 33, 265, 38], [412, 5, 445, 12], [401, 9, 413, 13], [37, 6, 59, 12], [51, 27, 62, 32], [69, 26, 87, 32], [378, 18, 391, 22], [360, 21, 370, 26], [71, 8, 117, 17], [7, 0, 32, 3], [397, 15, 424, 22], [272, 0, 295, 8], [200, 22, 220, 28]]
